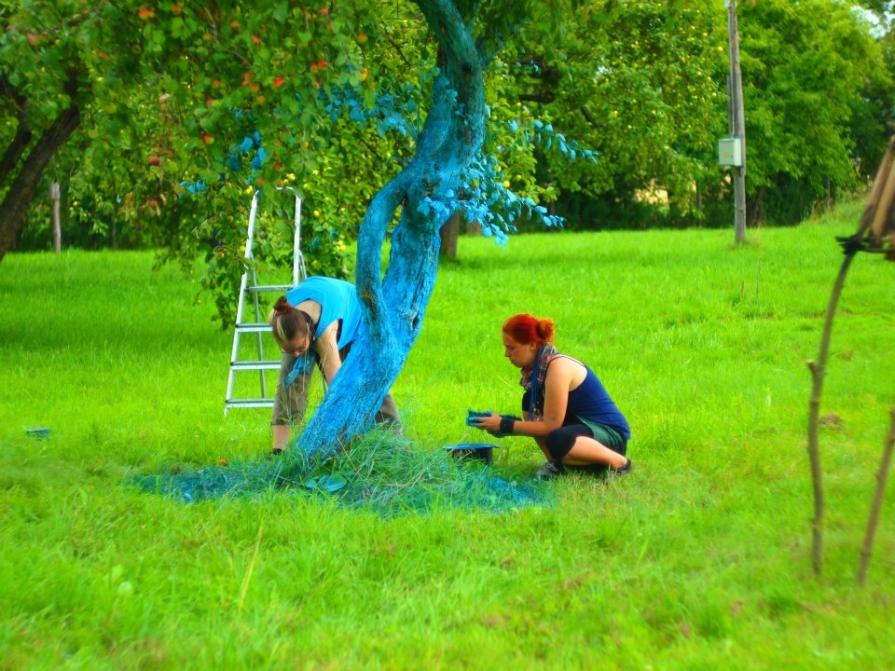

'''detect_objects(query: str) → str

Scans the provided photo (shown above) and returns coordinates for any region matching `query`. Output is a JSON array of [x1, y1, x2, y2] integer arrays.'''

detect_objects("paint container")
[[25, 427, 50, 440], [443, 443, 497, 465]]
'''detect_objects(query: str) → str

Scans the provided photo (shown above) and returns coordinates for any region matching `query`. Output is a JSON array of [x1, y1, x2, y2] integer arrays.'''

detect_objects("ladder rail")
[[275, 186, 305, 285], [245, 190, 261, 261], [225, 187, 306, 414], [250, 266, 267, 398], [225, 271, 249, 416]]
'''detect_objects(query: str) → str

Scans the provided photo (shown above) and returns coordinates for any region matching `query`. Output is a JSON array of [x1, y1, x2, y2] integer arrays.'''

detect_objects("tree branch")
[[857, 407, 895, 585], [412, 0, 481, 82], [0, 122, 33, 190], [519, 91, 555, 104], [580, 105, 602, 129], [806, 250, 857, 577], [383, 28, 414, 71]]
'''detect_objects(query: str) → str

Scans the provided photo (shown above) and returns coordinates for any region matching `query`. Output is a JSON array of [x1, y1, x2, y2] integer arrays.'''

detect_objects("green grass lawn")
[[1, 200, 894, 669]]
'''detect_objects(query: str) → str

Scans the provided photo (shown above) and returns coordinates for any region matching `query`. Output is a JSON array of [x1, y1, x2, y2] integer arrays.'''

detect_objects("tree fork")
[[0, 71, 80, 261], [294, 0, 488, 459]]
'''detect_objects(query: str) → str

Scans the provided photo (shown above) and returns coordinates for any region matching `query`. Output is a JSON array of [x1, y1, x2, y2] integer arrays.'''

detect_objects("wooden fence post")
[[50, 182, 61, 252]]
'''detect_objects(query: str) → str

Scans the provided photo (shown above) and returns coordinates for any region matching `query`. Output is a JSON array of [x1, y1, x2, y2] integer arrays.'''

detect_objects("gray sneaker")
[[535, 461, 563, 480]]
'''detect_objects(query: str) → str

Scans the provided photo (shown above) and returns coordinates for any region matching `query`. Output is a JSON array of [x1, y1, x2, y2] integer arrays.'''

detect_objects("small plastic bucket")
[[443, 443, 497, 465]]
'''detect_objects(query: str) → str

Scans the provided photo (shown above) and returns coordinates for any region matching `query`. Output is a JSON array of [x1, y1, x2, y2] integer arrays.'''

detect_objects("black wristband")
[[499, 416, 515, 436]]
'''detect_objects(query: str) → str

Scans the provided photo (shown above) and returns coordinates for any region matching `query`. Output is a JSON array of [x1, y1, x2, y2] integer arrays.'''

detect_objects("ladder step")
[[230, 361, 282, 371], [235, 322, 272, 333], [225, 398, 275, 409], [248, 284, 293, 293]]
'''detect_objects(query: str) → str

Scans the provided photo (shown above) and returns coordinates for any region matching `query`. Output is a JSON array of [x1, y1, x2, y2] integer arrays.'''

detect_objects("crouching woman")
[[475, 314, 632, 479]]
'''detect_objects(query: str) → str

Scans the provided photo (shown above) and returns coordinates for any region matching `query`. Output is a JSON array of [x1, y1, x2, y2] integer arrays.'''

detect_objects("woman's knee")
[[546, 427, 577, 462]]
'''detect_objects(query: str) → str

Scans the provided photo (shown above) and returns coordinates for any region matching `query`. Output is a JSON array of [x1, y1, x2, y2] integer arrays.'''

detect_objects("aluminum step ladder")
[[224, 187, 307, 414]]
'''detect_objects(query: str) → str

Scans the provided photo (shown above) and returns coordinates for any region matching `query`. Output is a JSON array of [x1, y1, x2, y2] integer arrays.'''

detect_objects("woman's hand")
[[474, 413, 502, 433]]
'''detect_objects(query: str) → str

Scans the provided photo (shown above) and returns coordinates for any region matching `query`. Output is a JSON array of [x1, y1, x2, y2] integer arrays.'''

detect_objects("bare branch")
[[857, 408, 895, 585]]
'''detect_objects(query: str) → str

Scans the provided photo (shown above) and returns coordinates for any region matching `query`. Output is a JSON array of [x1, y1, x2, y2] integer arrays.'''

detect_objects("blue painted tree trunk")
[[297, 0, 487, 459]]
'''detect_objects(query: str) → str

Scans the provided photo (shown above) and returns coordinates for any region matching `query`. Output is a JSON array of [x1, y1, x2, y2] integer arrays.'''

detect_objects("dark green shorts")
[[577, 416, 627, 453]]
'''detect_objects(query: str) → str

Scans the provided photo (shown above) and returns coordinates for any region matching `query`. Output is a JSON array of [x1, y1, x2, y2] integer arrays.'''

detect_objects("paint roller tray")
[[443, 443, 500, 465]]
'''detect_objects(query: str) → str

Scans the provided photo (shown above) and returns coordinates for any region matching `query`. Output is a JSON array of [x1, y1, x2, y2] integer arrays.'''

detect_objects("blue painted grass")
[[133, 430, 548, 516]]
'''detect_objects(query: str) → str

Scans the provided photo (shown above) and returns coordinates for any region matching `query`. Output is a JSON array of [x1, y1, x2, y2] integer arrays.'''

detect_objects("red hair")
[[502, 313, 555, 346]]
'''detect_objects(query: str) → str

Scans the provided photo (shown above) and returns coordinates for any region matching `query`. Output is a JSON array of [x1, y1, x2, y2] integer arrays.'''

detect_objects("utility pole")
[[726, 0, 747, 242]]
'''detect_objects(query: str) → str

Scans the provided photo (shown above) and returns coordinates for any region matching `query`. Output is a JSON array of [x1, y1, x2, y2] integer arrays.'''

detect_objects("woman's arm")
[[315, 322, 343, 385], [525, 411, 553, 461], [476, 359, 573, 438]]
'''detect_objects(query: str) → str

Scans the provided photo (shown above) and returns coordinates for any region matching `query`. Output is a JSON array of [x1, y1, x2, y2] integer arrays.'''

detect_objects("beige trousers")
[[270, 345, 400, 428]]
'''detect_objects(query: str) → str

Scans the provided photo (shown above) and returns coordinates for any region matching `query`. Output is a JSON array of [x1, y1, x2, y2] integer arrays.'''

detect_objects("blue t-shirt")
[[283, 277, 361, 382], [285, 276, 361, 350]]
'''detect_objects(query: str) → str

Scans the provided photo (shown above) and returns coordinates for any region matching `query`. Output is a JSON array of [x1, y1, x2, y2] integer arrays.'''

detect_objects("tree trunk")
[[747, 186, 765, 228], [439, 212, 460, 258], [0, 93, 80, 261], [293, 0, 487, 460]]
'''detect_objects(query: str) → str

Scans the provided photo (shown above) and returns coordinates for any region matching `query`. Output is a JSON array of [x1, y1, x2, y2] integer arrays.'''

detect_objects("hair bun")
[[536, 318, 555, 342], [273, 296, 291, 315]]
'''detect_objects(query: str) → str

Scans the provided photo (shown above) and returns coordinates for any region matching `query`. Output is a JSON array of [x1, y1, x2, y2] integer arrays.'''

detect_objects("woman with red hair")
[[475, 314, 631, 479]]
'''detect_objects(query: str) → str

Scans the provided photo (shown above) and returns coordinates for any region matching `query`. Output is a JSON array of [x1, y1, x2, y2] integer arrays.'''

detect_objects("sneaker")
[[535, 461, 563, 480], [610, 458, 632, 475]]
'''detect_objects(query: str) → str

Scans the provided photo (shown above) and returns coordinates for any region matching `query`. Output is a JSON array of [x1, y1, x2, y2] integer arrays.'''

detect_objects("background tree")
[[2, 0, 431, 323], [505, 0, 724, 228], [483, 0, 891, 230], [737, 0, 891, 225]]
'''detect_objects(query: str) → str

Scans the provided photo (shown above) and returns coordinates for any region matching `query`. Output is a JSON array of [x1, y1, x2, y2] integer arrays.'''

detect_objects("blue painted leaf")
[[318, 474, 348, 493]]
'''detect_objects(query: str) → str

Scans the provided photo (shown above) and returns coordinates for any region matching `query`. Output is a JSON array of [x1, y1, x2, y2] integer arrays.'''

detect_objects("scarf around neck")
[[520, 343, 558, 420]]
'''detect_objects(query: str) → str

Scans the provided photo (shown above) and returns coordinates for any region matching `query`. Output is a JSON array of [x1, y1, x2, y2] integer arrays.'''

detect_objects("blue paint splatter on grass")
[[133, 431, 548, 516]]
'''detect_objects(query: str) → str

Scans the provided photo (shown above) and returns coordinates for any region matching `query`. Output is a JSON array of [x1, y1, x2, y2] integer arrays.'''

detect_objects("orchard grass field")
[[1, 199, 894, 669]]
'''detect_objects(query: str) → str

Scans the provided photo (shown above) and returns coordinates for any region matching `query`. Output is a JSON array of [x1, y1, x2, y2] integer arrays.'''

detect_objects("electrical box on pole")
[[718, 138, 743, 167]]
